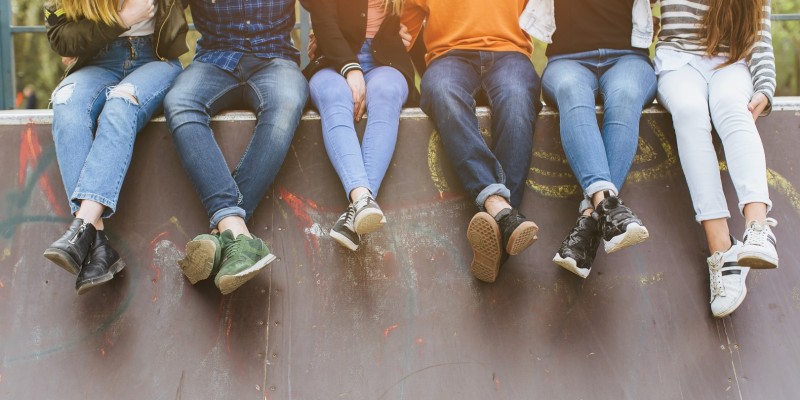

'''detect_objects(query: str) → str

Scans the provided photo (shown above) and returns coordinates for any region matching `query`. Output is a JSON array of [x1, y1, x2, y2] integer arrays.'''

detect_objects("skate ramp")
[[1, 100, 799, 399]]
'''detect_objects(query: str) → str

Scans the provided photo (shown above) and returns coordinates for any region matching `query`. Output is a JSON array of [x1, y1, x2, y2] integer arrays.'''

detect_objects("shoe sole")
[[329, 230, 359, 251], [506, 221, 538, 256], [43, 248, 81, 275], [354, 209, 385, 235], [178, 239, 218, 284], [216, 253, 277, 295], [737, 250, 779, 269], [713, 269, 749, 318], [76, 259, 127, 295], [467, 213, 502, 283], [604, 223, 649, 254], [552, 253, 590, 279]]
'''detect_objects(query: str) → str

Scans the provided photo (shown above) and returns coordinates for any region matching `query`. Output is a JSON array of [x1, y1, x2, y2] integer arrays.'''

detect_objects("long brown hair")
[[59, 0, 122, 26], [702, 0, 766, 67]]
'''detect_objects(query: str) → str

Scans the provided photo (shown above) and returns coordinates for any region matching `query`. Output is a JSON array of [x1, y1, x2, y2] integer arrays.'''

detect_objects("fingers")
[[399, 24, 412, 47], [355, 94, 366, 122]]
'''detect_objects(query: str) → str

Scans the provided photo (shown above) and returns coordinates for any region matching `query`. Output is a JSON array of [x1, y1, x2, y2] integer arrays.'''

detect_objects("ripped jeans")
[[51, 36, 182, 218]]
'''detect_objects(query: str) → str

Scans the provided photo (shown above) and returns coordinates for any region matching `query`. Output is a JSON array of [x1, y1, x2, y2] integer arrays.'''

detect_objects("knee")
[[369, 80, 407, 106], [107, 83, 140, 106], [421, 77, 470, 112]]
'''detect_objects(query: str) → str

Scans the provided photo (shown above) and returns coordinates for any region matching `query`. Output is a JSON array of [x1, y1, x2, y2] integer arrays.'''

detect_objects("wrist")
[[340, 63, 362, 78]]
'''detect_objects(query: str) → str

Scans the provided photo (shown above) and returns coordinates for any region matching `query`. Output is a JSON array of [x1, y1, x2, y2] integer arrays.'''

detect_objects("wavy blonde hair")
[[59, 0, 122, 26], [702, 0, 766, 67]]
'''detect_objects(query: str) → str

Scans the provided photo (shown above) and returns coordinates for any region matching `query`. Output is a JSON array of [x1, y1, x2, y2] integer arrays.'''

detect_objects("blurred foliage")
[[9, 0, 800, 109]]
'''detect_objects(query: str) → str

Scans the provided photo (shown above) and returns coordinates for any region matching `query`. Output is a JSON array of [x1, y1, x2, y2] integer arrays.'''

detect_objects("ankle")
[[484, 195, 511, 218]]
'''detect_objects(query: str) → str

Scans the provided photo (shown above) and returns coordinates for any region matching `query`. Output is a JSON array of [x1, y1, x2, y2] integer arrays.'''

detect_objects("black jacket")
[[44, 0, 189, 76], [300, 0, 419, 105]]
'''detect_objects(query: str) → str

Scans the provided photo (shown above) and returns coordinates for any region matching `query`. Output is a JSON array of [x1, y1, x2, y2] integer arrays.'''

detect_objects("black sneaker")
[[595, 192, 649, 253], [330, 205, 360, 251], [43, 218, 96, 275], [552, 213, 601, 279], [494, 208, 538, 256], [352, 194, 385, 235], [75, 230, 126, 295]]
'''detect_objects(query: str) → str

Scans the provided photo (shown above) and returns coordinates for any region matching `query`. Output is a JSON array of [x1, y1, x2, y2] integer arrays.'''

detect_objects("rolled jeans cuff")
[[476, 183, 511, 211], [584, 181, 618, 201], [210, 206, 246, 230]]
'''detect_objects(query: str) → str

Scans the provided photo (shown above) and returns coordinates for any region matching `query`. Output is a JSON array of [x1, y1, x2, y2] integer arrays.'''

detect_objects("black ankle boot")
[[76, 230, 126, 295], [43, 218, 97, 275]]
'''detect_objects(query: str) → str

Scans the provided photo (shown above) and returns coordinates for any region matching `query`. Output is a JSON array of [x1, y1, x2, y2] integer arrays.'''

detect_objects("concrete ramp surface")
[[1, 102, 799, 399]]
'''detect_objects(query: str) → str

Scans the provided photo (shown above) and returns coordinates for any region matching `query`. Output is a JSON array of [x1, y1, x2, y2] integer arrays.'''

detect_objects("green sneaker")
[[178, 232, 224, 285], [214, 230, 276, 295]]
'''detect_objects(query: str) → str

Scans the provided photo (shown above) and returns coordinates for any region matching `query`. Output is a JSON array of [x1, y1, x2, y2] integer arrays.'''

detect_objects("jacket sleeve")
[[44, 1, 128, 58], [304, 0, 361, 77]]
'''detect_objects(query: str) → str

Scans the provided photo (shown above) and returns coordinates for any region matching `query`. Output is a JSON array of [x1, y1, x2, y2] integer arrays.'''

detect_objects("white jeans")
[[657, 62, 771, 223]]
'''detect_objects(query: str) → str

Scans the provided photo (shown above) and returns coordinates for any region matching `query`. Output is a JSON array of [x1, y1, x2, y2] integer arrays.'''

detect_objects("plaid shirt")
[[189, 0, 300, 70]]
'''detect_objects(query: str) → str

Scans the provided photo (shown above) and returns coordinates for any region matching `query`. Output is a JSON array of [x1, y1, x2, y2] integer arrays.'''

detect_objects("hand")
[[399, 24, 411, 48], [119, 0, 155, 28], [346, 70, 366, 122], [61, 56, 77, 67], [307, 31, 317, 60], [748, 92, 769, 121]]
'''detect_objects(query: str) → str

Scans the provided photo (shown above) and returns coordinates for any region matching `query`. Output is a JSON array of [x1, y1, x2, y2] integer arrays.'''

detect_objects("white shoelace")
[[744, 217, 778, 247], [708, 252, 725, 299]]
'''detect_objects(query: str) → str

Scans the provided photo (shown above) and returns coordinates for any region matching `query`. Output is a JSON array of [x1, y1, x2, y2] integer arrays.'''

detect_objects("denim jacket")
[[520, 0, 657, 49]]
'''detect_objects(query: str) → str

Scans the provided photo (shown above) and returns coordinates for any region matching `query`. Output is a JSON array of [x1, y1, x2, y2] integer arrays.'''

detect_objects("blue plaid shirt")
[[189, 0, 300, 71]]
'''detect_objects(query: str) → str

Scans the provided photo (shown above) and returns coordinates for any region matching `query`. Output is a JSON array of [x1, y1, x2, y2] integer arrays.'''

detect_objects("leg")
[[658, 65, 731, 226], [50, 66, 120, 216], [309, 68, 371, 201], [236, 56, 308, 221], [362, 66, 408, 196], [709, 63, 777, 269], [164, 61, 245, 229], [482, 51, 541, 208], [599, 52, 657, 192], [542, 56, 613, 202], [73, 59, 183, 221], [420, 51, 508, 210]]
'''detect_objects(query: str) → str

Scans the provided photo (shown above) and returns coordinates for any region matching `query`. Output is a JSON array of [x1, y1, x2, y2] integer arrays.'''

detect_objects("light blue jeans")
[[309, 39, 408, 200], [51, 36, 183, 217], [542, 49, 656, 211]]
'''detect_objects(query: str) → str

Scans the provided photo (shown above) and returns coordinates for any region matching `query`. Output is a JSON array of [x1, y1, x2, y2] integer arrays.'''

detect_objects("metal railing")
[[1, 0, 798, 109]]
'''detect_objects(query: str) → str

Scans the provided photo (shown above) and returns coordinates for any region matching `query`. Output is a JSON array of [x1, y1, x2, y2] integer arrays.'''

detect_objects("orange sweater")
[[402, 0, 532, 65]]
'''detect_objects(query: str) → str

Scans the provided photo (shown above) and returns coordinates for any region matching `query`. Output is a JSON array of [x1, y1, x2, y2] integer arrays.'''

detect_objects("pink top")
[[365, 0, 386, 39]]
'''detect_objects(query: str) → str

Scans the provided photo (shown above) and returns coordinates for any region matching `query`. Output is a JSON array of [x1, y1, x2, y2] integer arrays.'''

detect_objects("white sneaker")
[[708, 240, 750, 318], [738, 217, 778, 269], [352, 193, 385, 235]]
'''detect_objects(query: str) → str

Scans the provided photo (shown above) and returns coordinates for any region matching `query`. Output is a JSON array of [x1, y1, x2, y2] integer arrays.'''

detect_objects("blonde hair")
[[59, 0, 122, 26], [384, 0, 404, 16]]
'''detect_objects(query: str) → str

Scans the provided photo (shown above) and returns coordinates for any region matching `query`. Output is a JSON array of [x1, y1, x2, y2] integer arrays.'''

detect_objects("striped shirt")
[[190, 0, 300, 71], [657, 0, 776, 103]]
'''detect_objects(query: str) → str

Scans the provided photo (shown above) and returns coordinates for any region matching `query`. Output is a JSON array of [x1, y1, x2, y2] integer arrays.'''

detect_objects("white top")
[[119, 3, 156, 37], [655, 48, 745, 80]]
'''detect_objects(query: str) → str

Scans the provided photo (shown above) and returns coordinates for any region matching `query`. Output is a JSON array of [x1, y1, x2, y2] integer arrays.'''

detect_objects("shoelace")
[[223, 237, 243, 261], [708, 252, 725, 299], [354, 195, 374, 210], [340, 206, 356, 230], [744, 217, 778, 247]]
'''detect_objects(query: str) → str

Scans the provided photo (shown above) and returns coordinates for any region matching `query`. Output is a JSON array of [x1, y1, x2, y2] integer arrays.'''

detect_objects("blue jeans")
[[309, 39, 408, 200], [51, 36, 183, 218], [542, 49, 656, 211], [420, 50, 541, 209], [164, 55, 308, 228]]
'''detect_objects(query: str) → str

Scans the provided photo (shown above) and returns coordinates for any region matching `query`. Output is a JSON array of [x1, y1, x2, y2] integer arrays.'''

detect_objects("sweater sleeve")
[[747, 1, 776, 115]]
